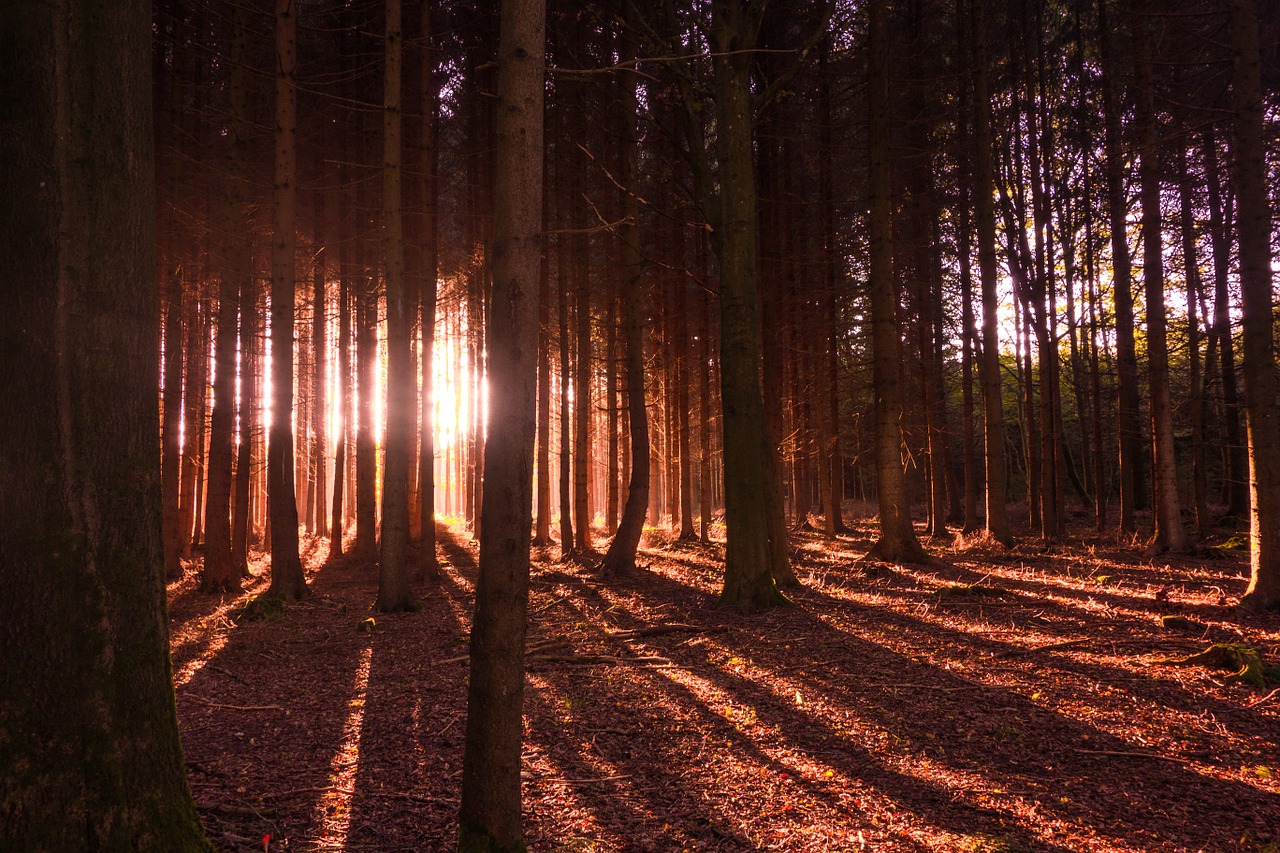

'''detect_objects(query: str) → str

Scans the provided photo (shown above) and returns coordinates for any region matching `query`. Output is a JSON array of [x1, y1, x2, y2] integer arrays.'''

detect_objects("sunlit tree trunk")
[[457, 0, 544, 845], [330, 258, 351, 557], [418, 0, 440, 578], [1230, 0, 1280, 611], [1202, 129, 1248, 520], [311, 189, 328, 539], [534, 184, 552, 547], [1178, 140, 1209, 533], [0, 0, 211, 843], [573, 215, 592, 553], [267, 0, 306, 598]]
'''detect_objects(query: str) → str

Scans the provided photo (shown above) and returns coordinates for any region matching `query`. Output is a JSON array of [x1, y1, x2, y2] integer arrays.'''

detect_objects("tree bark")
[[865, 0, 927, 564], [1099, 0, 1144, 533], [973, 0, 1011, 546], [1230, 0, 1280, 611], [709, 0, 791, 609], [1133, 3, 1188, 553], [418, 0, 440, 578], [267, 0, 307, 598], [601, 6, 650, 576], [0, 0, 211, 844], [457, 0, 544, 846], [378, 0, 415, 611]]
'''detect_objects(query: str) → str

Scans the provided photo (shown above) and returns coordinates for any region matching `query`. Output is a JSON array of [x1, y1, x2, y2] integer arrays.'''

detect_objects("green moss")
[[232, 593, 285, 623], [358, 617, 376, 633], [1162, 643, 1278, 689], [1214, 534, 1250, 552]]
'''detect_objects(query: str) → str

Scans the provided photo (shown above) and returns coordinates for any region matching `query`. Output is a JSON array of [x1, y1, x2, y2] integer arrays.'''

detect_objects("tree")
[[600, 3, 651, 576], [267, 0, 307, 599], [1099, 0, 1144, 534], [0, 0, 210, 846], [863, 0, 927, 564], [378, 0, 416, 612], [1230, 0, 1280, 611], [203, 1, 254, 593], [1132, 0, 1187, 553], [972, 0, 1011, 546], [456, 0, 544, 847], [707, 0, 790, 609]]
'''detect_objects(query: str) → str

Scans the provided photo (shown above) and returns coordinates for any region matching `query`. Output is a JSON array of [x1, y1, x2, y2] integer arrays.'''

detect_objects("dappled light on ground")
[[170, 518, 1280, 851]]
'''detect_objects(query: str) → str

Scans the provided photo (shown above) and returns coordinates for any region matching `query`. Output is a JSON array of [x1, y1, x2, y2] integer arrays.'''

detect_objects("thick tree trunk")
[[1230, 0, 1280, 611], [709, 0, 790, 609], [0, 0, 211, 844], [267, 0, 306, 598], [865, 0, 927, 564], [378, 0, 414, 612], [457, 0, 544, 846]]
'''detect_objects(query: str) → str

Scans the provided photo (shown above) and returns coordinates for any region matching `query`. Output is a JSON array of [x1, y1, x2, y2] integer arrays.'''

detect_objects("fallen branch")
[[1073, 748, 1188, 764], [183, 695, 283, 712], [1246, 687, 1280, 709], [606, 623, 721, 640]]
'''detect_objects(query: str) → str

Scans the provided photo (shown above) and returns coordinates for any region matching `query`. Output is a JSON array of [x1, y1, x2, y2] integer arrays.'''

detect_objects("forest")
[[2, 0, 1279, 850]]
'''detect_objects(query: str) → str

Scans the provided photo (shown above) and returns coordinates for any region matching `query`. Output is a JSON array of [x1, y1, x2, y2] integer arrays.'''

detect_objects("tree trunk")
[[1099, 0, 1144, 533], [865, 0, 927, 564], [0, 0, 211, 843], [601, 7, 650, 575], [377, 0, 414, 612], [973, 0, 1011, 546], [1202, 129, 1248, 521], [457, 0, 544, 846], [1230, 0, 1280, 610], [203, 8, 252, 593], [267, 0, 306, 599], [1178, 139, 1209, 534], [418, 0, 440, 578], [709, 0, 790, 609], [1133, 4, 1188, 553]]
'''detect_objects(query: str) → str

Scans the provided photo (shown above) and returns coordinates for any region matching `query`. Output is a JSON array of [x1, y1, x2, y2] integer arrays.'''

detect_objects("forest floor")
[[171, 512, 1280, 853]]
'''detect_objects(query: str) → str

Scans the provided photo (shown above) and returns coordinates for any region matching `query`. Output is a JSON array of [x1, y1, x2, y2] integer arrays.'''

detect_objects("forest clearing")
[[174, 519, 1280, 852]]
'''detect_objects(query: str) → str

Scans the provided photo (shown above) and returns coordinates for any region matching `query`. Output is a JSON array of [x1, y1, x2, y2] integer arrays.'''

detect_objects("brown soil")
[[171, 517, 1280, 852]]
